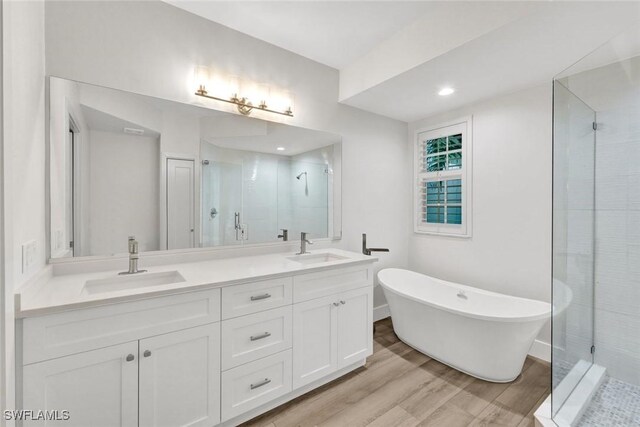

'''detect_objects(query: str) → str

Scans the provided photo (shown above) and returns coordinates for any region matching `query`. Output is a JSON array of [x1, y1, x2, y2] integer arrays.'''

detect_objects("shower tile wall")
[[594, 106, 640, 386]]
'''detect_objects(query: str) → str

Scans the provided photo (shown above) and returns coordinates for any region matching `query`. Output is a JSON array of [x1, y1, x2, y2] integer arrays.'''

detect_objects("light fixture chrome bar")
[[195, 86, 293, 117]]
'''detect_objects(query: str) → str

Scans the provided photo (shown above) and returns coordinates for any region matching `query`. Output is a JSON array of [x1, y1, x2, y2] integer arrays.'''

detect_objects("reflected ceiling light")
[[438, 87, 455, 96], [277, 147, 285, 151]]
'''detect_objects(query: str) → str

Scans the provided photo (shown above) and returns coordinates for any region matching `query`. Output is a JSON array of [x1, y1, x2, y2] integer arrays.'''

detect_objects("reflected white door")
[[167, 159, 195, 249]]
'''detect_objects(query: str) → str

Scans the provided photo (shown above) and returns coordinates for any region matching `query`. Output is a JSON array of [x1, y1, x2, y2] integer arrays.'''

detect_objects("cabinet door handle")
[[250, 378, 271, 390], [143, 350, 152, 358], [332, 302, 340, 307], [126, 354, 135, 362], [250, 293, 271, 301], [340, 300, 346, 305], [250, 332, 271, 341]]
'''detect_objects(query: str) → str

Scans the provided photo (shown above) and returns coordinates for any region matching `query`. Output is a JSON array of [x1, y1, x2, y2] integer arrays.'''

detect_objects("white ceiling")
[[203, 121, 340, 156], [81, 105, 161, 138], [166, 1, 433, 69], [166, 1, 640, 122]]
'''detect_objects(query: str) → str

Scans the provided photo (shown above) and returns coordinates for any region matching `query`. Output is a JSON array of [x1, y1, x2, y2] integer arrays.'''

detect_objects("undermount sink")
[[287, 253, 348, 265], [82, 271, 186, 295]]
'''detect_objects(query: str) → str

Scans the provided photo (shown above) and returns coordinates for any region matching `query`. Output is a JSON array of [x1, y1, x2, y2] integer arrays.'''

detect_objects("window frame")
[[414, 116, 473, 237]]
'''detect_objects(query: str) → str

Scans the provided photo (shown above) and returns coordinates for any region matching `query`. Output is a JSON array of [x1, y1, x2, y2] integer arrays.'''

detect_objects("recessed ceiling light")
[[276, 147, 285, 151], [438, 87, 455, 96]]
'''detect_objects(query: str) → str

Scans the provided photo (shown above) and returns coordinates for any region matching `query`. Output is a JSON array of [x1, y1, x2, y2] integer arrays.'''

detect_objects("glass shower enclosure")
[[552, 24, 640, 426]]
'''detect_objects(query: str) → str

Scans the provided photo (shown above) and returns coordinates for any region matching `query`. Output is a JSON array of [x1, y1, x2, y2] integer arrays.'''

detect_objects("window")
[[414, 117, 472, 237]]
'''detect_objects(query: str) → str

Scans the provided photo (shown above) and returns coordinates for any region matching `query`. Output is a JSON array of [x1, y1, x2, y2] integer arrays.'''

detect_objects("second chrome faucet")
[[119, 236, 147, 275], [296, 232, 313, 255]]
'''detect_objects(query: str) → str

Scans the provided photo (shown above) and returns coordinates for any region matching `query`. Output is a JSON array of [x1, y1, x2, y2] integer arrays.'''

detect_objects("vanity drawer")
[[22, 289, 221, 365], [293, 265, 372, 303], [221, 350, 292, 422], [221, 277, 293, 319], [221, 306, 292, 370]]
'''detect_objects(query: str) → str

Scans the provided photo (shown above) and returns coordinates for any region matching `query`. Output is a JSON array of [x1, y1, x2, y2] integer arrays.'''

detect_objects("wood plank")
[[469, 361, 551, 427], [446, 376, 511, 416], [516, 388, 550, 427], [418, 402, 476, 427], [267, 345, 430, 426], [316, 359, 437, 426], [399, 359, 475, 421], [366, 405, 419, 427], [446, 356, 539, 417], [494, 361, 550, 414], [468, 401, 524, 427]]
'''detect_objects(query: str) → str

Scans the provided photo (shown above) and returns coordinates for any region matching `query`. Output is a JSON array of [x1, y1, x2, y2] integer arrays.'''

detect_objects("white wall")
[[2, 0, 46, 418], [88, 131, 160, 255], [408, 85, 553, 345], [44, 0, 410, 309]]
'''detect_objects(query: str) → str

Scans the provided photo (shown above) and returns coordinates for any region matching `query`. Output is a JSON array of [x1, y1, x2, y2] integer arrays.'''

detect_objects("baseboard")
[[373, 304, 390, 322], [529, 339, 551, 363]]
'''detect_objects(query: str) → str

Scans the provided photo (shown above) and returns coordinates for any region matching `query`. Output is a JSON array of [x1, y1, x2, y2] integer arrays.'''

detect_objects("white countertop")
[[16, 249, 377, 318]]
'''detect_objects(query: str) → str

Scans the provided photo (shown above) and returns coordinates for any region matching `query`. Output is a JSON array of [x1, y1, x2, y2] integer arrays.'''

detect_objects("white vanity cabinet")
[[21, 289, 222, 427], [292, 286, 373, 389], [22, 324, 220, 427], [19, 258, 375, 427]]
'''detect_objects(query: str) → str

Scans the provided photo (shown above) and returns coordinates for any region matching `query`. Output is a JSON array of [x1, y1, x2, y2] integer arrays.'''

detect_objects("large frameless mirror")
[[48, 77, 342, 259]]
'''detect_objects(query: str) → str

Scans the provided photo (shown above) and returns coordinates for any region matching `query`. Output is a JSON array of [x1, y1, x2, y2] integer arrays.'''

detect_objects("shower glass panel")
[[201, 161, 242, 247], [552, 22, 640, 425], [552, 81, 596, 417]]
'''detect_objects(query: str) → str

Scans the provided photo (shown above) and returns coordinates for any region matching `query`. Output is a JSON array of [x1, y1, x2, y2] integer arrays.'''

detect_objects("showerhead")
[[296, 172, 307, 180]]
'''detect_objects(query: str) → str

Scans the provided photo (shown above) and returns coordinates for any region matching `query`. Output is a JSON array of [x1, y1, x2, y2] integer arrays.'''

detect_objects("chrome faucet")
[[296, 232, 313, 255], [119, 236, 147, 275]]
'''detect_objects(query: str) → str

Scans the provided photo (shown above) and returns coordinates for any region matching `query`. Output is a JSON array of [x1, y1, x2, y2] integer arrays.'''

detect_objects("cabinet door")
[[22, 341, 138, 427], [292, 294, 338, 389], [337, 287, 373, 369], [139, 324, 220, 427]]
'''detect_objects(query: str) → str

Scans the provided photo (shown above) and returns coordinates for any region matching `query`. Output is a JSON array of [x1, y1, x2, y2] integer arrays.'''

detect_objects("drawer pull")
[[250, 293, 272, 301], [143, 350, 152, 358], [250, 378, 271, 390], [250, 332, 271, 341]]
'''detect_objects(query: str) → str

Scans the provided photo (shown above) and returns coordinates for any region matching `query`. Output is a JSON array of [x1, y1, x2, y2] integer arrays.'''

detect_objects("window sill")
[[413, 229, 472, 239]]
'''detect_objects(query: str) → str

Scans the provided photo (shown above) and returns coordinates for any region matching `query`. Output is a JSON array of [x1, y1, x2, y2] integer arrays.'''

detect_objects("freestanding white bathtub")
[[378, 268, 550, 382]]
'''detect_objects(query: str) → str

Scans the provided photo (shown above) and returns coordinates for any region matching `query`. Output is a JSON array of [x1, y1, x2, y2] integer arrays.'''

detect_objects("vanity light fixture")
[[195, 84, 294, 117], [438, 87, 455, 96]]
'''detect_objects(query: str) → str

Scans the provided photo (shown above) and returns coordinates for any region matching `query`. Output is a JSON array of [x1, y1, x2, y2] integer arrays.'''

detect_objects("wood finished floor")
[[242, 318, 551, 427]]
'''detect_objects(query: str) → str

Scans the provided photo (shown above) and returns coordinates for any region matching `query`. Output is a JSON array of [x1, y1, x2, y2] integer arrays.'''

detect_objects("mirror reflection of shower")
[[296, 171, 308, 195]]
